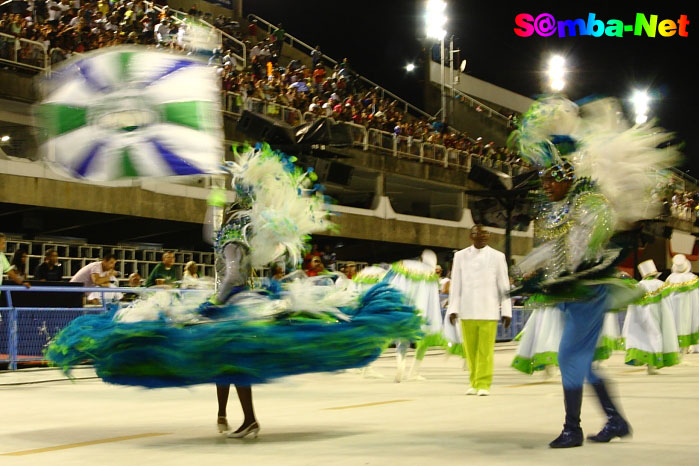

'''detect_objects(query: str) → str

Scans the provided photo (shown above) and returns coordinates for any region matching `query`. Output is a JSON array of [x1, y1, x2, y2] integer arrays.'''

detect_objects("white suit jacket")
[[446, 245, 512, 321]]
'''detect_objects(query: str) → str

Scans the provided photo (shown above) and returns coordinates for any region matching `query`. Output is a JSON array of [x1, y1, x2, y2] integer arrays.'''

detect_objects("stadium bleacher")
[[3, 236, 215, 283]]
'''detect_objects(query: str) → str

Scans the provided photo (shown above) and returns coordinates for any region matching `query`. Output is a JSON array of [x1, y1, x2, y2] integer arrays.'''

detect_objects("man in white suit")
[[448, 225, 512, 395]]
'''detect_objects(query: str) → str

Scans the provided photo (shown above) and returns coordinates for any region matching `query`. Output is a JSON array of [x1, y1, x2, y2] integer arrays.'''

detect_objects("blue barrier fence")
[[0, 285, 159, 370], [1, 285, 533, 371], [497, 307, 529, 342]]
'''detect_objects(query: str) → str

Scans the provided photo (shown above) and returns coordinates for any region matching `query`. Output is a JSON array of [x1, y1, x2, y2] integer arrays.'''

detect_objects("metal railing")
[[669, 167, 699, 191], [448, 84, 514, 128], [223, 92, 302, 125], [0, 32, 49, 74], [246, 13, 435, 122], [295, 112, 523, 173], [346, 121, 369, 149]]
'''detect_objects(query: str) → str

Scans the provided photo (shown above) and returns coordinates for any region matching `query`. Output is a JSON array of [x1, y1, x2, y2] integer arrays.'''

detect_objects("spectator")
[[120, 272, 142, 302], [436, 264, 450, 294], [311, 45, 322, 66], [9, 247, 28, 281], [345, 262, 357, 279], [305, 244, 321, 262], [70, 253, 118, 288], [128, 272, 142, 287], [312, 62, 325, 93], [249, 42, 260, 60], [272, 22, 284, 54], [264, 263, 284, 296], [209, 47, 223, 66], [145, 250, 178, 287], [0, 233, 31, 294], [180, 260, 199, 288], [247, 18, 257, 42], [321, 245, 336, 271], [86, 273, 122, 304], [183, 260, 199, 279], [305, 256, 325, 277]]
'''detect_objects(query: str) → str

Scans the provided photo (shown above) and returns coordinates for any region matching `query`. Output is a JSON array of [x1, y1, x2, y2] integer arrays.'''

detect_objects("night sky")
[[244, 1, 697, 173]]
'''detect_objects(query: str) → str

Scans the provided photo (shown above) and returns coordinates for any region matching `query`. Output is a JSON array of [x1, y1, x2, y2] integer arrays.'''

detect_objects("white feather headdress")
[[514, 96, 679, 229], [224, 144, 335, 268]]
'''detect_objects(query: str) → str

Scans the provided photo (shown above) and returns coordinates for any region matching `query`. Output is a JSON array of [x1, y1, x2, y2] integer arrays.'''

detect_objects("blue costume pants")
[[558, 286, 608, 389]]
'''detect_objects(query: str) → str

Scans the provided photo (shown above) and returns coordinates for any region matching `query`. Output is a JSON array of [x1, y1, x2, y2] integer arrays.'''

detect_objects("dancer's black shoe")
[[549, 426, 584, 448], [587, 381, 632, 443], [549, 388, 584, 448], [587, 416, 631, 442]]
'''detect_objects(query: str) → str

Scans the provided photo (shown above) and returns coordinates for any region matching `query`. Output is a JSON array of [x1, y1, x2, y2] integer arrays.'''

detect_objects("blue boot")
[[549, 388, 584, 448], [587, 381, 631, 443]]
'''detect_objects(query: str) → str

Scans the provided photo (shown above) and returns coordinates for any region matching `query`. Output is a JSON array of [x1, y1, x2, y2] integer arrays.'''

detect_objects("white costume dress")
[[664, 271, 699, 348], [352, 266, 388, 294], [623, 277, 680, 368], [385, 260, 441, 336], [384, 256, 442, 381], [512, 307, 565, 373], [512, 306, 620, 374]]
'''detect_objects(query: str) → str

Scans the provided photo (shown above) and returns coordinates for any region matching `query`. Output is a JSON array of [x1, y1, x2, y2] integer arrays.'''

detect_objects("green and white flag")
[[37, 46, 223, 181]]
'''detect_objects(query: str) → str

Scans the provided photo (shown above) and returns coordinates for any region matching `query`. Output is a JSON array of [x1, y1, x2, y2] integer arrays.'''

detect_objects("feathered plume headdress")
[[511, 95, 680, 228], [508, 95, 580, 180], [223, 143, 335, 268]]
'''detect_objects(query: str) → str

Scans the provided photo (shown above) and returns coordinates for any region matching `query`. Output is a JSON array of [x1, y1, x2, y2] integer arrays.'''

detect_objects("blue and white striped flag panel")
[[38, 46, 223, 181]]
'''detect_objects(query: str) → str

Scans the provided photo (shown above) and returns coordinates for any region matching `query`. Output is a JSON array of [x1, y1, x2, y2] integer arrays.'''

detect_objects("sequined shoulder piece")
[[215, 215, 251, 252]]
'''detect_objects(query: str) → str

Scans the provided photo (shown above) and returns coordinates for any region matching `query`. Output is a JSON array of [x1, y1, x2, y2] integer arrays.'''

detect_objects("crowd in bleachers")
[[217, 27, 526, 170], [668, 191, 699, 222], [0, 0, 215, 66], [0, 1, 525, 171]]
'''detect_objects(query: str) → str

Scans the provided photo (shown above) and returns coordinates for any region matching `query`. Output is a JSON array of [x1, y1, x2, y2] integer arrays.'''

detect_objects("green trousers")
[[461, 319, 498, 390]]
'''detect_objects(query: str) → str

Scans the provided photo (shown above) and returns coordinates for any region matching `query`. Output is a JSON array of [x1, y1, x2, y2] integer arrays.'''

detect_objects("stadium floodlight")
[[550, 79, 565, 92], [631, 90, 650, 125], [547, 55, 566, 92], [1, 135, 10, 142], [425, 0, 447, 40], [406, 63, 416, 72], [426, 0, 448, 121]]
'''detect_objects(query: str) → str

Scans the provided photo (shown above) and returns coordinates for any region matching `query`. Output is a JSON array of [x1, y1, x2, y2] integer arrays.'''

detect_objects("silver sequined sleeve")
[[566, 193, 614, 273]]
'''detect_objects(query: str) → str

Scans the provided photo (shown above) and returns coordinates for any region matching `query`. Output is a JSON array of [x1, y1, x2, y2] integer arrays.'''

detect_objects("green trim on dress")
[[625, 348, 680, 368], [677, 331, 699, 348], [390, 262, 439, 283], [511, 339, 616, 374]]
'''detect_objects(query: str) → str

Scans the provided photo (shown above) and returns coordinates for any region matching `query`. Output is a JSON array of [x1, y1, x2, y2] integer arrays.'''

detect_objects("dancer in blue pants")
[[510, 96, 678, 448]]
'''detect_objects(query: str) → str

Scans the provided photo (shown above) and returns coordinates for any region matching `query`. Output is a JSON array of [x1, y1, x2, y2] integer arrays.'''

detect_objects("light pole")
[[449, 35, 460, 122], [426, 0, 447, 122]]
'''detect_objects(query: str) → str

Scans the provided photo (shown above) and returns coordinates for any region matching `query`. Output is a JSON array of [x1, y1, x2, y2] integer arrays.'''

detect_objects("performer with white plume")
[[623, 260, 679, 374], [510, 95, 677, 448], [39, 47, 422, 440], [46, 146, 422, 438], [664, 254, 699, 355], [384, 249, 443, 382]]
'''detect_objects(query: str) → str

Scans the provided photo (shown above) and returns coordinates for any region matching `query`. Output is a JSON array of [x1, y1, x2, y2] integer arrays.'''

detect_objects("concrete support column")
[[371, 173, 385, 211], [233, 0, 243, 18]]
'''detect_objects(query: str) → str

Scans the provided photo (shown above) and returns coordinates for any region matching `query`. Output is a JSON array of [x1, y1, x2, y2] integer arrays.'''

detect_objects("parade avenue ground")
[[2, 344, 698, 466]]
